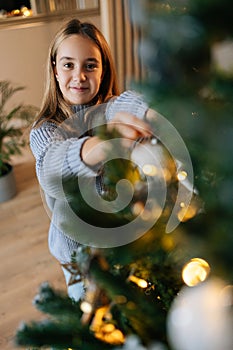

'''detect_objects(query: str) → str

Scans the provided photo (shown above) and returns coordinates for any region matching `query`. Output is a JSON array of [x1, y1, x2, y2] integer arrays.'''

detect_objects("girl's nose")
[[73, 68, 86, 82]]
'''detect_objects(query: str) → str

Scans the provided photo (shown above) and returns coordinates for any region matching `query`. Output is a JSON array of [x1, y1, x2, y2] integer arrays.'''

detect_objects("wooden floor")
[[0, 148, 66, 350]]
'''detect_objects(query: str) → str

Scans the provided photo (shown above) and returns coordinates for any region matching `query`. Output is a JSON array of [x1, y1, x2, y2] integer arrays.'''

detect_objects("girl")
[[30, 18, 151, 300]]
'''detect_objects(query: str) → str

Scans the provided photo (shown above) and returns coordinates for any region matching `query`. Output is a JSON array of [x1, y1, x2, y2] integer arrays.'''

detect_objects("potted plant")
[[0, 80, 38, 202]]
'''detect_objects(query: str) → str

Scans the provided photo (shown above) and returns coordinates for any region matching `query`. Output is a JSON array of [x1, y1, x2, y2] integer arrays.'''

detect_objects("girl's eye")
[[86, 63, 97, 71], [64, 62, 74, 69]]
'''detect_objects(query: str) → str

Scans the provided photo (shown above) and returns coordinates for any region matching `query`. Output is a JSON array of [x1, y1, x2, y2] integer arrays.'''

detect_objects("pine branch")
[[89, 256, 167, 344]]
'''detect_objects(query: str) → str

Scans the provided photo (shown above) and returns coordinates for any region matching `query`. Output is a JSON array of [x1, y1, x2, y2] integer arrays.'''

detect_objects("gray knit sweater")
[[30, 91, 148, 263]]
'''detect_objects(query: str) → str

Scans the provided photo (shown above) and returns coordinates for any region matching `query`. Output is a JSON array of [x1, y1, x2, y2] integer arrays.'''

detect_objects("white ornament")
[[167, 278, 233, 350], [114, 335, 168, 350]]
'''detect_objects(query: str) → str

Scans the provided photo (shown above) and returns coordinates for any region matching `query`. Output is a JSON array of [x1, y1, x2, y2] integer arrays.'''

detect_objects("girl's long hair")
[[34, 18, 120, 126]]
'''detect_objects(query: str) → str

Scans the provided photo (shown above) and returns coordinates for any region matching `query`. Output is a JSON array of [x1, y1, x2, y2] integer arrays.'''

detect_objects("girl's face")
[[54, 34, 103, 105]]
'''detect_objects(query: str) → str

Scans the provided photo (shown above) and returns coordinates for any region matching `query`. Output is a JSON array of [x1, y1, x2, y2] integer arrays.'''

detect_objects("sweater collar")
[[71, 96, 99, 114]]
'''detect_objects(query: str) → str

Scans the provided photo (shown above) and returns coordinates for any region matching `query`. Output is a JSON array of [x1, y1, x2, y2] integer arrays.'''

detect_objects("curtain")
[[100, 0, 144, 92]]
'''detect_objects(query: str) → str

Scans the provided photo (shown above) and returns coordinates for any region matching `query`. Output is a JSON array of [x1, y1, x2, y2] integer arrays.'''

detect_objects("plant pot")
[[0, 164, 17, 203]]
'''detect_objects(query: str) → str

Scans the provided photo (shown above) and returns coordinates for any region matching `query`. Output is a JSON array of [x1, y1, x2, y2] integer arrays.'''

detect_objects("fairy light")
[[12, 9, 20, 15], [22, 9, 31, 17], [142, 164, 158, 176], [178, 204, 197, 222], [178, 196, 201, 222], [20, 6, 31, 16], [132, 201, 144, 216], [80, 301, 93, 314], [182, 258, 210, 287], [128, 275, 148, 288], [177, 170, 188, 181]]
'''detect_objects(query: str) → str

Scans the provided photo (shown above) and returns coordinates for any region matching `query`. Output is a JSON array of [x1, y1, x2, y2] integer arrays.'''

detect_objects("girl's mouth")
[[71, 86, 88, 92]]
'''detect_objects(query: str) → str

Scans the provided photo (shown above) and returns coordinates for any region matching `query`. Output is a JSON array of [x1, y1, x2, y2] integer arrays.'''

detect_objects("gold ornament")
[[90, 305, 125, 345]]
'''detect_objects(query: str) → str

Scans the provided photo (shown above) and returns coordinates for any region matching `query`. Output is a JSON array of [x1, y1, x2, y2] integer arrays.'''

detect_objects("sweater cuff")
[[65, 136, 99, 178], [106, 90, 148, 121]]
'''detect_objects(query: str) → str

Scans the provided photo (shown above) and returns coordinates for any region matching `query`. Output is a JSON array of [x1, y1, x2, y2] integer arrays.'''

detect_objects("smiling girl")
[[30, 18, 151, 300]]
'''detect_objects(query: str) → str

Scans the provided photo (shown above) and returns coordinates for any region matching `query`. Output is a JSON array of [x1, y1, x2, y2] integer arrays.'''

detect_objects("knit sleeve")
[[105, 90, 149, 121], [30, 121, 98, 199]]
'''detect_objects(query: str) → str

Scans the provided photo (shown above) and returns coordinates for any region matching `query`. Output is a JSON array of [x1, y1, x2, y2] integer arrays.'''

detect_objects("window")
[[31, 0, 99, 15], [0, 0, 99, 23]]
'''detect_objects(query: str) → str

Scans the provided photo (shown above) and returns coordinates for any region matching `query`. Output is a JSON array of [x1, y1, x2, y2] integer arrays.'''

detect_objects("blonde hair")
[[35, 18, 120, 126]]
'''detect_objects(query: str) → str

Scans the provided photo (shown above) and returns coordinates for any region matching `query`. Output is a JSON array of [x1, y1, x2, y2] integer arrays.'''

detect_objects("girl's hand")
[[81, 112, 152, 167], [107, 111, 152, 140]]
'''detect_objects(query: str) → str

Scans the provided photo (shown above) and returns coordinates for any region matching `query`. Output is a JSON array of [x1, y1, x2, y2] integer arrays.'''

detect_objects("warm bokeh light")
[[177, 170, 188, 181], [161, 235, 175, 251], [91, 306, 125, 345], [12, 9, 20, 15], [80, 301, 93, 314], [182, 258, 210, 286], [22, 9, 32, 17], [128, 275, 148, 288], [132, 201, 144, 216], [178, 203, 198, 222], [142, 164, 158, 176]]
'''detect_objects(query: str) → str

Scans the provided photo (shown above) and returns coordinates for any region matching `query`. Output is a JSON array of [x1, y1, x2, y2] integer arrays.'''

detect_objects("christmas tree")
[[16, 1, 233, 349]]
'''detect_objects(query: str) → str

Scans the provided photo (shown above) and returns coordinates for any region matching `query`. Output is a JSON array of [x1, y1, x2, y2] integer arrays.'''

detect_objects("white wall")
[[0, 15, 100, 109]]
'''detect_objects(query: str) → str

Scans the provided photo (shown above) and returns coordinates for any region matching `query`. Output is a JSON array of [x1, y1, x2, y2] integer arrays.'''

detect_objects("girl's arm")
[[30, 122, 99, 199], [81, 112, 152, 166], [81, 90, 152, 167]]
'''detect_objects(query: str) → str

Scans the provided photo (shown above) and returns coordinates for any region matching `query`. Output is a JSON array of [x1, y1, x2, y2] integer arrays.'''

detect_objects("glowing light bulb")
[[128, 275, 148, 288], [80, 301, 92, 314], [13, 9, 20, 15], [132, 201, 144, 216], [178, 203, 198, 222], [182, 258, 210, 286], [177, 170, 188, 181], [23, 9, 31, 16], [142, 164, 158, 176]]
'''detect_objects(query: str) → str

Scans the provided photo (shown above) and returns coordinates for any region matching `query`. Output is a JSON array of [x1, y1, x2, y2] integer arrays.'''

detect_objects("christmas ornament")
[[114, 334, 168, 350], [90, 305, 125, 345], [167, 278, 233, 350], [130, 136, 171, 229]]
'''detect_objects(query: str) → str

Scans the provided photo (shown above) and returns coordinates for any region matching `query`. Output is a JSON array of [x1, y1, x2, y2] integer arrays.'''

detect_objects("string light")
[[80, 301, 92, 314], [178, 204, 198, 222], [132, 201, 144, 216], [22, 8, 32, 17], [128, 275, 148, 288], [142, 164, 158, 176], [177, 170, 188, 181], [178, 195, 201, 222], [182, 258, 210, 286], [12, 9, 20, 16]]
